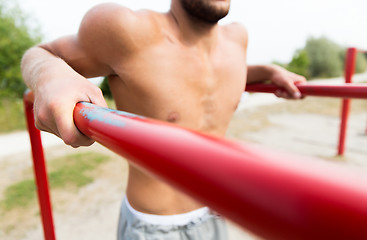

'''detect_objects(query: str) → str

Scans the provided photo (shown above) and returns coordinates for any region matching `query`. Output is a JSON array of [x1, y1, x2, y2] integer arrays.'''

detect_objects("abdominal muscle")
[[122, 105, 230, 215], [126, 165, 205, 215], [108, 62, 244, 215], [125, 115, 229, 215]]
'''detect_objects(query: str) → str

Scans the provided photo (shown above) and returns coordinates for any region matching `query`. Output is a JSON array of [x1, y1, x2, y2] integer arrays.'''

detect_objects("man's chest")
[[109, 42, 247, 130], [115, 42, 247, 97]]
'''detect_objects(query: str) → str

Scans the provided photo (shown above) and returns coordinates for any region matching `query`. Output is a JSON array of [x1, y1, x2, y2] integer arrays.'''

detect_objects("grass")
[[1, 179, 36, 210], [0, 152, 109, 211]]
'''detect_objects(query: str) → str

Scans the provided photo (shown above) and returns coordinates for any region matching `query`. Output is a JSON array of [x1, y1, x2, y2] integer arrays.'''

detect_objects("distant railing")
[[24, 87, 367, 240], [248, 47, 367, 156], [338, 47, 367, 155], [246, 82, 367, 99]]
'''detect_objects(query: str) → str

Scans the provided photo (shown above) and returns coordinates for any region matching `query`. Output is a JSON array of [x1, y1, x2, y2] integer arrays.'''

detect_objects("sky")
[[19, 0, 367, 64]]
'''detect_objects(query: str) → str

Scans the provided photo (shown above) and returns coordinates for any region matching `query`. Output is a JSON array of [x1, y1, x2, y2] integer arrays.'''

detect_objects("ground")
[[0, 81, 366, 239]]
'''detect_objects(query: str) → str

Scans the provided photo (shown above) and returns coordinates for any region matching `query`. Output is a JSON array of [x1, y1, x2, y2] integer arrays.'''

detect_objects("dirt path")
[[0, 141, 257, 240]]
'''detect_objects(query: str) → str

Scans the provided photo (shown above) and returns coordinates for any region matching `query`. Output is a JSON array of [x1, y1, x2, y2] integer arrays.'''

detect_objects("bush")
[[100, 76, 112, 98], [0, 0, 41, 98], [355, 52, 367, 73], [286, 49, 310, 78], [0, 97, 25, 132], [281, 37, 367, 79], [304, 37, 344, 78]]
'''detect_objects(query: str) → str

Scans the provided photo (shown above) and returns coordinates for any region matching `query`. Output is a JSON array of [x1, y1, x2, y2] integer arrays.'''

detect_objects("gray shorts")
[[117, 197, 228, 240]]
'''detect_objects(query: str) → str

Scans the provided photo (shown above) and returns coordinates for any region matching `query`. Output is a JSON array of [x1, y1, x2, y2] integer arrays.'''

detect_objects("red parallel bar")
[[245, 83, 367, 99], [339, 98, 351, 154], [23, 91, 56, 240], [74, 102, 367, 240], [338, 48, 358, 155], [360, 49, 367, 135]]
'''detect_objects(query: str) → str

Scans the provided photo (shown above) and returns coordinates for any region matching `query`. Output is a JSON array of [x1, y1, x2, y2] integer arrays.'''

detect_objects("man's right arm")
[[21, 43, 108, 147], [21, 3, 138, 147]]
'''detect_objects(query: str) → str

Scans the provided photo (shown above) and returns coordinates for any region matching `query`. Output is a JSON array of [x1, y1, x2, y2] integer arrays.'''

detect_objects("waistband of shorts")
[[123, 197, 210, 226]]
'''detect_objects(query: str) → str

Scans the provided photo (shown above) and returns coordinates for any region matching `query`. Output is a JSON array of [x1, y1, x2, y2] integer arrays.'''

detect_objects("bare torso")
[[106, 10, 248, 214], [22, 0, 304, 217], [31, 1, 248, 215]]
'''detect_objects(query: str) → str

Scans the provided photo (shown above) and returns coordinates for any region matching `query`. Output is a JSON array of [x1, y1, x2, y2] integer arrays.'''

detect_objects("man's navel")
[[167, 111, 180, 123]]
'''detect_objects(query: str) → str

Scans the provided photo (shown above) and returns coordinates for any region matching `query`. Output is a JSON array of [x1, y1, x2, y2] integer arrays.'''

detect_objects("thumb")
[[87, 88, 109, 108]]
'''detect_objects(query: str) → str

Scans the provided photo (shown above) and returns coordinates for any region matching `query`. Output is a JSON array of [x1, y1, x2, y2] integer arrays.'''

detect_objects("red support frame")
[[73, 102, 367, 240], [23, 91, 56, 240], [247, 47, 367, 156], [245, 83, 367, 99], [23, 92, 367, 240], [337, 47, 358, 155]]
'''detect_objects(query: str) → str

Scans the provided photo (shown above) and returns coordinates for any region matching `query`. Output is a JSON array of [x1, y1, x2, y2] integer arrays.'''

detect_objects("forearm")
[[246, 64, 306, 99], [21, 46, 83, 94], [21, 45, 107, 147], [246, 65, 276, 84]]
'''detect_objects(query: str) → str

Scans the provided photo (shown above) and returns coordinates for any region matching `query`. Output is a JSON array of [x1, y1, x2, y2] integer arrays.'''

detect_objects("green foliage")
[[304, 37, 344, 78], [355, 52, 367, 73], [281, 36, 367, 79], [272, 61, 287, 69], [286, 49, 310, 78], [0, 97, 25, 132], [0, 152, 109, 210], [100, 76, 112, 98], [0, 0, 41, 98]]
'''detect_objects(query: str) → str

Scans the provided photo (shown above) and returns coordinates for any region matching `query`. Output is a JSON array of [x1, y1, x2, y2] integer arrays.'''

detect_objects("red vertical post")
[[365, 51, 367, 135], [338, 48, 357, 155], [23, 92, 56, 240]]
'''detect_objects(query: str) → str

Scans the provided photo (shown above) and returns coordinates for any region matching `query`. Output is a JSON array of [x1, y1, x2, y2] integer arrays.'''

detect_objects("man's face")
[[180, 0, 231, 23]]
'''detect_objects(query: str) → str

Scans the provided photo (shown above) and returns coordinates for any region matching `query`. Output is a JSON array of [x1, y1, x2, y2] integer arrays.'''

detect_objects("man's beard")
[[180, 0, 230, 23]]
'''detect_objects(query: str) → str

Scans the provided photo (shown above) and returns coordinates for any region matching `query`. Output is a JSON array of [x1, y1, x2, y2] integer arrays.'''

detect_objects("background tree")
[[304, 37, 344, 78], [282, 36, 367, 80], [0, 0, 41, 98], [355, 52, 367, 74], [286, 49, 310, 78], [100, 76, 112, 98]]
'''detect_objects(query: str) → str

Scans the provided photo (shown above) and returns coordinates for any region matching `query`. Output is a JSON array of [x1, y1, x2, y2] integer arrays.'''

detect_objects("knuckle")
[[48, 99, 62, 115], [62, 132, 94, 147], [63, 138, 77, 147], [89, 85, 101, 95], [81, 139, 95, 147], [34, 109, 49, 130], [95, 87, 103, 96], [71, 139, 94, 148], [34, 119, 45, 131], [62, 133, 78, 146]]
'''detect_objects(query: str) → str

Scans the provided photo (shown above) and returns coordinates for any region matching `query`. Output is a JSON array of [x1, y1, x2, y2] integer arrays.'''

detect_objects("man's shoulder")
[[220, 22, 248, 47], [81, 3, 159, 35], [78, 3, 164, 54]]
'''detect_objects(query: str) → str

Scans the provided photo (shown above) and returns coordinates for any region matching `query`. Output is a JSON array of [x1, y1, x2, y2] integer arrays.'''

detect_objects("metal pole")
[[338, 48, 357, 155], [23, 91, 56, 240], [245, 83, 367, 99], [74, 102, 367, 240]]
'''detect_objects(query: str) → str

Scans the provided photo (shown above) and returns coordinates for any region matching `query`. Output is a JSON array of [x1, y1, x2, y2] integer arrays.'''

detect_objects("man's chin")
[[181, 0, 230, 23]]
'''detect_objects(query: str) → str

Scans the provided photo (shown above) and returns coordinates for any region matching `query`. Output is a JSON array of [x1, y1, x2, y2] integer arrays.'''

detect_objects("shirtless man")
[[21, 0, 306, 239]]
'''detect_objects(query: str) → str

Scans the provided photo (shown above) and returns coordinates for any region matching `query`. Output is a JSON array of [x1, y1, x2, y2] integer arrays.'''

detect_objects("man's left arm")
[[247, 65, 307, 99]]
